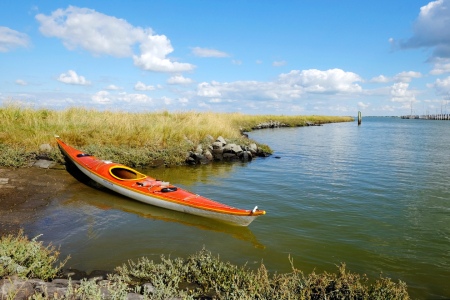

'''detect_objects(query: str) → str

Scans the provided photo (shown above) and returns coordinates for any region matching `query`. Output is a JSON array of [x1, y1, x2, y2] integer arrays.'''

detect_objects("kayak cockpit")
[[109, 166, 146, 181]]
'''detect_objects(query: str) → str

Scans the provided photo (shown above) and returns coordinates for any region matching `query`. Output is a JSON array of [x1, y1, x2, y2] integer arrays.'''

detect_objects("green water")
[[25, 117, 450, 298]]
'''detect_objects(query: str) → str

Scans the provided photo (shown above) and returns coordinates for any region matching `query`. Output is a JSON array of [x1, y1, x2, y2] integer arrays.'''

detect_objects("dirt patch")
[[0, 166, 85, 235]]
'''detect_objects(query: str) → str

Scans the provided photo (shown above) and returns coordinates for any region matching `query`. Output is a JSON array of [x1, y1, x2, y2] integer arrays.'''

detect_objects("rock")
[[61, 269, 87, 280], [257, 152, 271, 157], [49, 163, 66, 170], [223, 144, 243, 154], [242, 133, 249, 138], [43, 285, 68, 299], [39, 143, 52, 152], [51, 279, 70, 287], [206, 135, 214, 142], [0, 278, 34, 300], [223, 153, 238, 160], [212, 148, 223, 155], [184, 136, 194, 145], [239, 151, 252, 161], [204, 150, 213, 161], [208, 145, 213, 151], [186, 151, 194, 158], [89, 270, 109, 280], [213, 154, 223, 161], [212, 142, 223, 150], [196, 144, 203, 154], [142, 283, 155, 294], [126, 292, 144, 300], [215, 136, 226, 146], [148, 158, 165, 168], [249, 143, 257, 152], [186, 157, 196, 165], [275, 156, 281, 159], [100, 287, 111, 298], [33, 159, 56, 169], [240, 145, 248, 151]]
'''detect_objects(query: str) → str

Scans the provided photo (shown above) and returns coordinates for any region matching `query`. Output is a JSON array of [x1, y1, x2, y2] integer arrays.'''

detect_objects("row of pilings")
[[401, 114, 450, 120]]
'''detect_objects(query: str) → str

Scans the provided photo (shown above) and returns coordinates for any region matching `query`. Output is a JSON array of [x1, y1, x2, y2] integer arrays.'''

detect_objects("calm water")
[[25, 117, 450, 299]]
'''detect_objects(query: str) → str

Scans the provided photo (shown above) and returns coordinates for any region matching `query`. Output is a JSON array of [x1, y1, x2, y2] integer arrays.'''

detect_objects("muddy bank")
[[0, 167, 85, 235]]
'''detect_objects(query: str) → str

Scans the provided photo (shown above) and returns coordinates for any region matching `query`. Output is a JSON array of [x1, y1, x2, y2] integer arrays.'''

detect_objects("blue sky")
[[1, 0, 450, 115]]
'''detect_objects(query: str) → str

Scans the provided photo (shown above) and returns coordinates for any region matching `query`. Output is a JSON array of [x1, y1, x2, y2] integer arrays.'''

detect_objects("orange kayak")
[[56, 138, 265, 226]]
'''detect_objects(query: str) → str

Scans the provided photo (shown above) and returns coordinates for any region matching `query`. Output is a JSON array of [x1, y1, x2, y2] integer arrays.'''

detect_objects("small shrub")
[[0, 230, 69, 280]]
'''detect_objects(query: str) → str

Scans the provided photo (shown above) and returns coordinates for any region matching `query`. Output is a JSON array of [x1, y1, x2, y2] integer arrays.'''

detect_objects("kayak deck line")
[[55, 138, 265, 226]]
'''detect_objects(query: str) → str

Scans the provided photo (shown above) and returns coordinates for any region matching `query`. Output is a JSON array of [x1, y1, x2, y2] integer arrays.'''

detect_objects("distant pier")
[[401, 114, 450, 120]]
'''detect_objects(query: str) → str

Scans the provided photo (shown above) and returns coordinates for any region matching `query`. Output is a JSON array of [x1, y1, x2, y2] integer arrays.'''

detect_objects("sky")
[[1, 0, 450, 116]]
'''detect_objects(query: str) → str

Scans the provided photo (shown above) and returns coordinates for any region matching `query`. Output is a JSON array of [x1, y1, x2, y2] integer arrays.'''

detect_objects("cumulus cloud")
[[57, 70, 91, 85], [191, 47, 229, 57], [232, 60, 242, 65], [358, 102, 370, 109], [196, 68, 363, 102], [166, 75, 196, 85], [103, 84, 123, 90], [36, 6, 196, 72], [134, 81, 156, 91], [389, 82, 420, 102], [178, 97, 189, 106], [92, 90, 152, 104], [92, 91, 111, 104], [273, 61, 286, 67], [390, 0, 450, 60], [430, 63, 450, 75], [369, 71, 423, 83], [15, 79, 28, 86], [427, 76, 450, 95], [0, 26, 31, 52], [161, 96, 172, 105]]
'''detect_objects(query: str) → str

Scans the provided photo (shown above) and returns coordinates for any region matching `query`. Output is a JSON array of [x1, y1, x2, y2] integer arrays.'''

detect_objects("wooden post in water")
[[358, 111, 362, 125]]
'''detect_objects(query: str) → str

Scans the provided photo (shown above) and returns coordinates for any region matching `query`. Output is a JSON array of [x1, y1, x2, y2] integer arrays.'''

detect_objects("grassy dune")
[[0, 102, 354, 167]]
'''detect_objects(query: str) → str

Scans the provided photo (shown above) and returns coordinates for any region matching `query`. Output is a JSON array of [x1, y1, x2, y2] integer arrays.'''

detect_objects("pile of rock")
[[305, 121, 322, 126], [185, 136, 270, 165], [0, 271, 176, 300], [252, 120, 288, 130]]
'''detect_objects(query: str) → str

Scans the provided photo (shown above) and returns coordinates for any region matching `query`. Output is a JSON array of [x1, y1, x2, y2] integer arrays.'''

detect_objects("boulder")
[[206, 135, 214, 142], [33, 159, 56, 169], [249, 143, 257, 153], [148, 158, 165, 168], [212, 148, 223, 155], [204, 150, 213, 161], [186, 157, 196, 165], [61, 269, 87, 280], [208, 145, 213, 151], [239, 151, 252, 161], [142, 283, 155, 294], [127, 293, 144, 300], [0, 278, 34, 300], [215, 136, 226, 146], [223, 144, 243, 154], [195, 144, 203, 154], [184, 137, 194, 145], [212, 142, 223, 150], [39, 143, 52, 152], [213, 154, 223, 161], [223, 153, 238, 160]]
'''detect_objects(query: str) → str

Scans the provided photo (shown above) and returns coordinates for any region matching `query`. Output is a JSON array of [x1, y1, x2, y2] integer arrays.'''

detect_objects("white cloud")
[[161, 96, 172, 105], [198, 102, 210, 108], [0, 26, 31, 52], [430, 63, 450, 75], [427, 76, 450, 95], [232, 60, 242, 65], [369, 71, 423, 83], [196, 68, 363, 101], [92, 91, 111, 104], [273, 61, 286, 67], [157, 84, 164, 89], [389, 82, 420, 102], [15, 79, 28, 86], [57, 70, 91, 85], [191, 47, 229, 57], [209, 98, 222, 103], [134, 81, 156, 91], [36, 6, 196, 73], [103, 84, 123, 90], [291, 105, 305, 112], [166, 75, 196, 85], [390, 0, 450, 60], [178, 97, 189, 106], [256, 60, 262, 64], [358, 102, 370, 109]]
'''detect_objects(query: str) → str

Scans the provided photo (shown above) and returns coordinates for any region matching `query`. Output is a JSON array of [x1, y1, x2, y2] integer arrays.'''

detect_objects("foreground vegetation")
[[0, 231, 410, 300], [0, 102, 353, 168]]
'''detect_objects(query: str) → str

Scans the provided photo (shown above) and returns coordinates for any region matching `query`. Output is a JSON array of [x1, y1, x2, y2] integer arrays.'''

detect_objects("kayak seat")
[[109, 166, 146, 181]]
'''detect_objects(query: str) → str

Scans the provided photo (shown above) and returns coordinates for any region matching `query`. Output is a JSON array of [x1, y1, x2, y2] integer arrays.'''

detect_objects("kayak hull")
[[57, 139, 264, 226]]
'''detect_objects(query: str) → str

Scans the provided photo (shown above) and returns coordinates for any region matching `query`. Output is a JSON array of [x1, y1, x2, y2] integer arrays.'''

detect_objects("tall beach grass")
[[0, 101, 354, 167]]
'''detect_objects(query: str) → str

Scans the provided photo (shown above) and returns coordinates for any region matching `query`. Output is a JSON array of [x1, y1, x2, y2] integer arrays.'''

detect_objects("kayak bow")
[[56, 138, 265, 226]]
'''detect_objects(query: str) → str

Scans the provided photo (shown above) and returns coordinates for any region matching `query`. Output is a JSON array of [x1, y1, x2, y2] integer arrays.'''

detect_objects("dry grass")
[[0, 101, 353, 167]]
